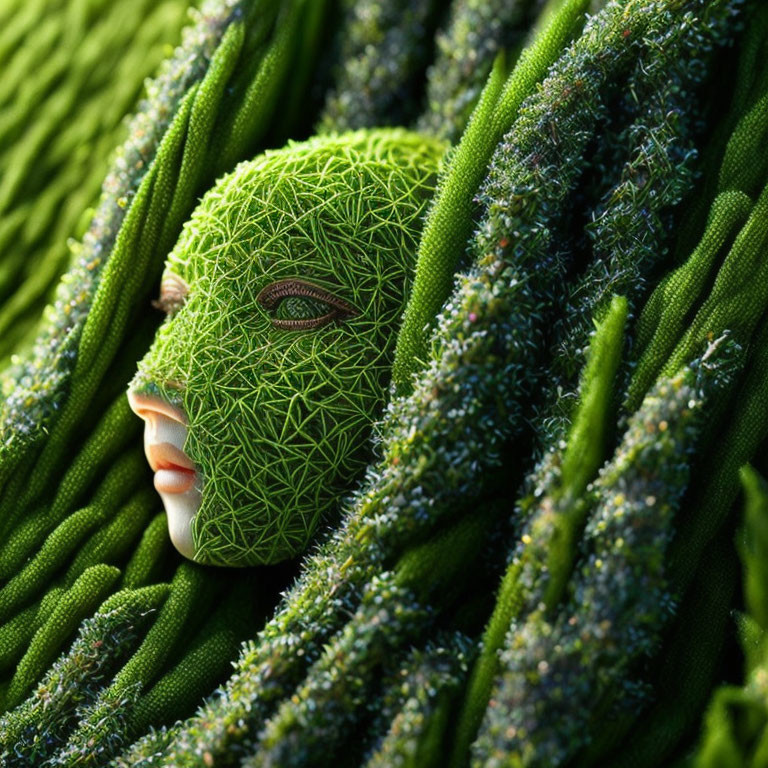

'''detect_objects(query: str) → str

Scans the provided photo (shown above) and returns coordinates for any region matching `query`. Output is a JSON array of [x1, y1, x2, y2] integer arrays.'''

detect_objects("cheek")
[[182, 328, 386, 465]]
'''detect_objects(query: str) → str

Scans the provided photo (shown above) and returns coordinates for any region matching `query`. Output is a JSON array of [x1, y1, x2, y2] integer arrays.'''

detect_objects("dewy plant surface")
[[2, 0, 768, 766]]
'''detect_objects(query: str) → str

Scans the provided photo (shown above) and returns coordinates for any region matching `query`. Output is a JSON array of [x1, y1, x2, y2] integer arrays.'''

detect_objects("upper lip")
[[146, 442, 196, 474]]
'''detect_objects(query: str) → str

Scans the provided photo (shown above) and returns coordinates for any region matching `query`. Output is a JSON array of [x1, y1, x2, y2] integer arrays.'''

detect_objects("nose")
[[127, 390, 190, 466], [127, 391, 187, 425]]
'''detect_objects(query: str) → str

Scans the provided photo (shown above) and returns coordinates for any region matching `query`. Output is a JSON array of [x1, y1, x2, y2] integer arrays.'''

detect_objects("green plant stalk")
[[0, 584, 169, 764], [3, 564, 120, 712], [450, 294, 627, 768], [472, 353, 723, 766], [391, 0, 590, 394]]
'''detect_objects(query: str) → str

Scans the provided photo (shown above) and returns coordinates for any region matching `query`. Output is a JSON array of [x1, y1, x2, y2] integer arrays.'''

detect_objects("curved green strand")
[[391, 0, 590, 394], [0, 584, 169, 763], [3, 564, 120, 712], [122, 513, 173, 590], [52, 563, 208, 763], [449, 295, 627, 768], [627, 190, 753, 410]]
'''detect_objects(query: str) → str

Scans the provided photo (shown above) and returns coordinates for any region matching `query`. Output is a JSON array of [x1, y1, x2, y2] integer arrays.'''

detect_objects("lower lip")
[[154, 467, 196, 494]]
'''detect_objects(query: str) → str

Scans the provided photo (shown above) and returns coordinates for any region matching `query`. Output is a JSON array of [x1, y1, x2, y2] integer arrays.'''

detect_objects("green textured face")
[[130, 129, 444, 566]]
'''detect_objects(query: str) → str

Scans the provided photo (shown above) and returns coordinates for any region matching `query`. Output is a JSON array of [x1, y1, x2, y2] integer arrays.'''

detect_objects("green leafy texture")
[[630, 184, 768, 414], [244, 573, 430, 768], [628, 190, 753, 409], [718, 92, 768, 198], [0, 0, 310, 559], [61, 489, 155, 586], [416, 0, 538, 142], [112, 726, 181, 768], [472, 359, 718, 767], [318, 0, 440, 133], [0, 601, 40, 676], [629, 56, 768, 410], [122, 514, 174, 590], [0, 0, 334, 753], [239, 507, 495, 768], [0, 582, 76, 679], [592, 537, 736, 766], [741, 466, 768, 633], [668, 308, 768, 594], [670, 0, 768, 264], [364, 635, 473, 768], [0, 394, 140, 581], [131, 129, 445, 566], [391, 0, 591, 394], [690, 470, 768, 768], [531, 0, 732, 439], [0, 0, 194, 362], [50, 563, 208, 765], [0, 503, 109, 625], [0, 449, 146, 612], [136, 2, 738, 760], [0, 585, 169, 765], [3, 564, 121, 711], [0, 0, 320, 639], [450, 295, 627, 768], [454, 9, 737, 752], [127, 579, 257, 738], [147, 504, 493, 765], [538, 294, 628, 606]]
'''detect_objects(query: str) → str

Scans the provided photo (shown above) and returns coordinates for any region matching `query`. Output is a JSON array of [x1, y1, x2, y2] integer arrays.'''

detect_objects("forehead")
[[166, 143, 413, 288]]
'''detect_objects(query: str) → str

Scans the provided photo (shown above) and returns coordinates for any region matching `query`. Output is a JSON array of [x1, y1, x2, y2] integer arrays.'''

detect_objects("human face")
[[128, 129, 444, 566]]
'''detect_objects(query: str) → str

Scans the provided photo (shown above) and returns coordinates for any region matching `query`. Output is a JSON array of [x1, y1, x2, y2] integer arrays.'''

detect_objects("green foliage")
[[417, 0, 538, 142], [364, 636, 472, 768], [741, 466, 768, 633], [97, 3, 745, 763], [0, 585, 169, 764], [319, 0, 440, 133], [450, 294, 627, 768], [472, 355, 723, 767], [691, 470, 768, 768], [244, 573, 430, 768], [50, 564, 208, 763], [4, 564, 121, 711], [122, 514, 173, 590], [0, 0, 195, 363], [391, 0, 591, 393], [0, 0, 765, 765], [0, 3, 328, 744]]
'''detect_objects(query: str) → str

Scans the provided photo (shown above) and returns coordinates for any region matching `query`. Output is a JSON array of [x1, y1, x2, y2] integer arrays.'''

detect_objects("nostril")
[[127, 390, 187, 425]]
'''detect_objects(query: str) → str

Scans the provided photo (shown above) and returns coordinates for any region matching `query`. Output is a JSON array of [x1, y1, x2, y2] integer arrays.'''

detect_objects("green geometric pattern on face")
[[132, 129, 446, 566]]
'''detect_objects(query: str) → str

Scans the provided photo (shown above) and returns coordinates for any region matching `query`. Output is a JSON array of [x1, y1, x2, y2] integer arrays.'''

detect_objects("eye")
[[152, 271, 189, 316], [256, 279, 359, 330]]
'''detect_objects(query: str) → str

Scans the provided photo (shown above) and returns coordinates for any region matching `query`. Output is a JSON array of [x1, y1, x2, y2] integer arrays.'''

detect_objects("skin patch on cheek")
[[130, 128, 447, 566]]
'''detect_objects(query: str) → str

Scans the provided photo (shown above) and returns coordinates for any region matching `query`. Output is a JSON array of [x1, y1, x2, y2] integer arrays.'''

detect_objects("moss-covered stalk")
[[417, 0, 539, 142], [318, 0, 441, 133], [364, 636, 473, 768], [0, 585, 169, 764], [472, 355, 725, 766]]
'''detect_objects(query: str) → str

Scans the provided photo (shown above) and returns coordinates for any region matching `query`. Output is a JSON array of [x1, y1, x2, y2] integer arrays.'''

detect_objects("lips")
[[127, 390, 199, 495], [127, 389, 202, 561], [147, 442, 197, 493]]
